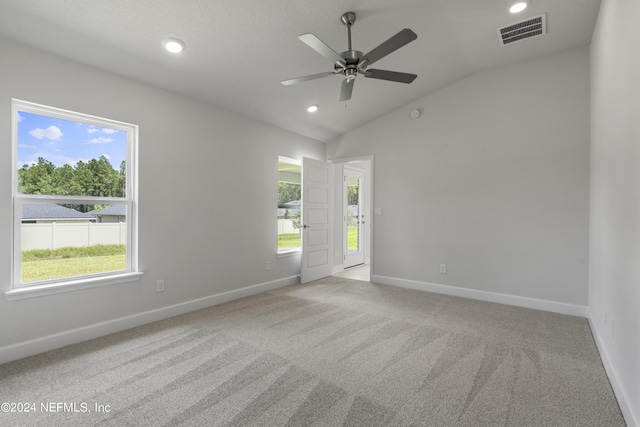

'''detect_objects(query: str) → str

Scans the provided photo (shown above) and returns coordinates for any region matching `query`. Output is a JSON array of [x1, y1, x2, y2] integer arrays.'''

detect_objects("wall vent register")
[[498, 14, 547, 46]]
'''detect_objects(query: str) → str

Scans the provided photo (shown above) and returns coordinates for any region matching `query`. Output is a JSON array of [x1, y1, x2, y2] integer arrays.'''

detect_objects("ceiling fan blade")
[[364, 69, 417, 84], [281, 72, 337, 86], [339, 78, 355, 102], [298, 33, 345, 66], [361, 29, 417, 66]]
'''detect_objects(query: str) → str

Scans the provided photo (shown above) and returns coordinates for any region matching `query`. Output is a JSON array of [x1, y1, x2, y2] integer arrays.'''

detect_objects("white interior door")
[[344, 166, 365, 268], [301, 157, 333, 283]]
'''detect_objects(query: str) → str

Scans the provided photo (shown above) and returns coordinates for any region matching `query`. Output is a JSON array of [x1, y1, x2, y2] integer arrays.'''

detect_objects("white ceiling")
[[0, 0, 601, 142]]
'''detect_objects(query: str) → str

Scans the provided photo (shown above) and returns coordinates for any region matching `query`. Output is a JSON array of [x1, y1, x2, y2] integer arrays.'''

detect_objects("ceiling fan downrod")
[[340, 12, 361, 82], [341, 12, 356, 51]]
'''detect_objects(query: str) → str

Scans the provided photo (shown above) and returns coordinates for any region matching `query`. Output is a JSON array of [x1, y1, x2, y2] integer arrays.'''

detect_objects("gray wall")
[[0, 38, 325, 355], [328, 47, 591, 307], [590, 0, 640, 423]]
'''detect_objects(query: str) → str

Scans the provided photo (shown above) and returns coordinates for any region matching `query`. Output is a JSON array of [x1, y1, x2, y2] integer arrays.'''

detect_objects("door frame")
[[328, 155, 374, 277]]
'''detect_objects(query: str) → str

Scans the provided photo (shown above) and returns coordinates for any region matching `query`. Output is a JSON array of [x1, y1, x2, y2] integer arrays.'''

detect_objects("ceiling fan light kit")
[[281, 12, 418, 102]]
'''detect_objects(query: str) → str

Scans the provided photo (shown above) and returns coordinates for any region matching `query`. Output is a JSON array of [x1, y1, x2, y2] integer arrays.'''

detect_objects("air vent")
[[498, 13, 546, 46]]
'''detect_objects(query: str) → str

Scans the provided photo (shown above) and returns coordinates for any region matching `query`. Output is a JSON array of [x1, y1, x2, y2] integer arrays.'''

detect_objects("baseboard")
[[587, 310, 639, 427], [0, 275, 299, 365], [372, 275, 588, 317]]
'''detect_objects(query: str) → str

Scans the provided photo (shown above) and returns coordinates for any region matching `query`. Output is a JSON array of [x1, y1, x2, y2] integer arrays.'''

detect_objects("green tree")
[[348, 184, 359, 205], [52, 164, 79, 195], [278, 182, 301, 207], [291, 211, 301, 230], [17, 156, 126, 212], [18, 157, 56, 195], [119, 160, 126, 196]]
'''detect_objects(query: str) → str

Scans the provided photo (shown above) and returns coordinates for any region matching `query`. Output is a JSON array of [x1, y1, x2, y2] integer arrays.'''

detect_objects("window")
[[277, 157, 301, 253], [9, 99, 139, 296]]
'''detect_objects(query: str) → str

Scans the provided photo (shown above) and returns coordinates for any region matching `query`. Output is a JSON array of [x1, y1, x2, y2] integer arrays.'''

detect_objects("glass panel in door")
[[344, 167, 365, 268]]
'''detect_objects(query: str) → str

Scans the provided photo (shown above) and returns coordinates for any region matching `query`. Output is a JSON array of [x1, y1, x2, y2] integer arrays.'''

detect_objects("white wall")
[[328, 47, 591, 311], [590, 0, 640, 424], [0, 37, 325, 361]]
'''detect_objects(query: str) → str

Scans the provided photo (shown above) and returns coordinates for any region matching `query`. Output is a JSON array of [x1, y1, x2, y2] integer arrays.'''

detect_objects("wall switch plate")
[[374, 208, 383, 216], [440, 264, 447, 274], [266, 261, 271, 271], [156, 280, 165, 292]]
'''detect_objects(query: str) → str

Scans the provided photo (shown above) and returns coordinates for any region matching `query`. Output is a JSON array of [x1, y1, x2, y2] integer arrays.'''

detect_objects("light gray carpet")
[[0, 277, 626, 426]]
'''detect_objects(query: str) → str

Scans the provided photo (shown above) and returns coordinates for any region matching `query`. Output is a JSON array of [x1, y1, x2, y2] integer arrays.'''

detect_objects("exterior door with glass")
[[343, 166, 365, 268]]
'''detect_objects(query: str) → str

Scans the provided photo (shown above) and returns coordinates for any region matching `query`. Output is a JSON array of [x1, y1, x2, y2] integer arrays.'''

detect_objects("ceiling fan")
[[281, 12, 418, 102]]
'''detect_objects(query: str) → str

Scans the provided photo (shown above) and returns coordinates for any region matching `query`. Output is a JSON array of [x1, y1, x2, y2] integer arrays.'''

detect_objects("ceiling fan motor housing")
[[335, 50, 365, 80]]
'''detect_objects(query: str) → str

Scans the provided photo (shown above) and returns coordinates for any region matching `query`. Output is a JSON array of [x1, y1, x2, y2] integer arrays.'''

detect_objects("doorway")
[[331, 156, 372, 282]]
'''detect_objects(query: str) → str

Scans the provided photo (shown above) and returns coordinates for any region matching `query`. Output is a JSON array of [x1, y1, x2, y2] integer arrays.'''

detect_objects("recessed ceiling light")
[[509, 1, 528, 13], [162, 38, 185, 54], [307, 105, 318, 113]]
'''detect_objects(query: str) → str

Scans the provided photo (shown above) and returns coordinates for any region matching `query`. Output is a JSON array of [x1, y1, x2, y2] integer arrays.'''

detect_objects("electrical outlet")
[[440, 264, 447, 274], [266, 261, 271, 271], [156, 280, 165, 292]]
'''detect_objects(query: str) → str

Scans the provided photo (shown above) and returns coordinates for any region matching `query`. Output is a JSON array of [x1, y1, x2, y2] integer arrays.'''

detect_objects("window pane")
[[17, 111, 127, 197], [347, 176, 360, 253], [12, 100, 137, 289], [278, 158, 301, 252], [21, 203, 127, 283]]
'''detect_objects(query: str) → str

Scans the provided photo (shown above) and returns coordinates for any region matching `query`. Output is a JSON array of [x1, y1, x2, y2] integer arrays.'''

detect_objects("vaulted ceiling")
[[0, 0, 601, 142]]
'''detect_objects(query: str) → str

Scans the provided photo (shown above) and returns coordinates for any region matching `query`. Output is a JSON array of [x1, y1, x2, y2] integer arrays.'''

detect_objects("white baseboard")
[[372, 275, 588, 317], [0, 275, 299, 365], [587, 310, 639, 427]]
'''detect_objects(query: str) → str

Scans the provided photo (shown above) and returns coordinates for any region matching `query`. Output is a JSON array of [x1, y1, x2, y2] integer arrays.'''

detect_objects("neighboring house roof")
[[95, 205, 127, 216], [22, 203, 94, 220]]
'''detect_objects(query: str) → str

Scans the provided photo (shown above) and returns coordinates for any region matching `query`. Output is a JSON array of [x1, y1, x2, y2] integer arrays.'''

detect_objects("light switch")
[[374, 208, 383, 216]]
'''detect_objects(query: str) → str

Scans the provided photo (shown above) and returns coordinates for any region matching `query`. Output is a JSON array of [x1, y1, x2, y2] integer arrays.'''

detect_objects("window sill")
[[4, 272, 144, 301], [277, 249, 301, 257]]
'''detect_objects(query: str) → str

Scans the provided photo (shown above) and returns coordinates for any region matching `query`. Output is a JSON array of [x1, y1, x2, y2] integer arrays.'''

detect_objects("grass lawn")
[[278, 233, 301, 250], [348, 225, 359, 251], [21, 244, 126, 283], [278, 227, 359, 252]]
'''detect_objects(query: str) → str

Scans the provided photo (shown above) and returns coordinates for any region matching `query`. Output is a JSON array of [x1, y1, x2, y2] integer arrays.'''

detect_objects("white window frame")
[[6, 99, 141, 300]]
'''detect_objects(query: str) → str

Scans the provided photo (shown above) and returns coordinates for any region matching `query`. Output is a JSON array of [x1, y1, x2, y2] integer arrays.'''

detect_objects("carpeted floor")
[[0, 276, 626, 426]]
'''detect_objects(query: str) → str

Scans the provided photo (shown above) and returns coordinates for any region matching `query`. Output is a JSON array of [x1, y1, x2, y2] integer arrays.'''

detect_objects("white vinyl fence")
[[277, 219, 299, 235], [22, 223, 127, 251]]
